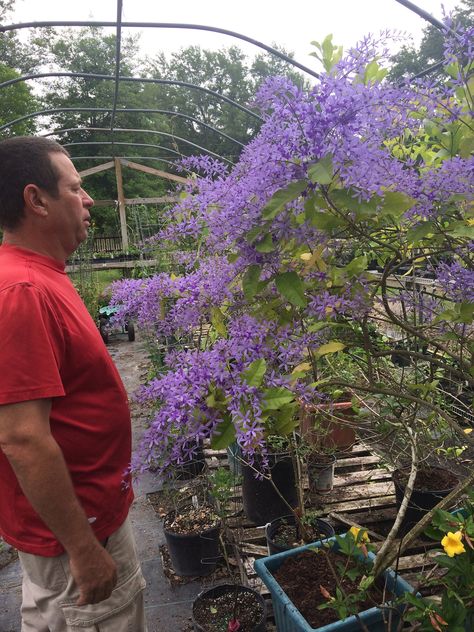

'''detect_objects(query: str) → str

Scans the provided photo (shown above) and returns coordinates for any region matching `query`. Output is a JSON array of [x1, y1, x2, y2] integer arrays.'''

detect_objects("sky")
[[10, 0, 462, 75]]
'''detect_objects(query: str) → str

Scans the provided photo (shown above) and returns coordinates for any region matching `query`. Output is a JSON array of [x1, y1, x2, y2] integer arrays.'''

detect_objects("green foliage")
[[0, 64, 38, 134], [207, 467, 241, 520], [389, 0, 474, 81], [402, 495, 474, 630]]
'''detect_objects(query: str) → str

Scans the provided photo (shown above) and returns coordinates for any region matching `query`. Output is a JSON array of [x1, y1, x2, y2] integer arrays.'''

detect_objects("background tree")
[[0, 0, 40, 134], [388, 0, 473, 80]]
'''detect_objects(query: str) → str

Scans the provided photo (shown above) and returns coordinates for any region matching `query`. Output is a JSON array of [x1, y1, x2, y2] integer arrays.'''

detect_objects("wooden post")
[[114, 157, 129, 251]]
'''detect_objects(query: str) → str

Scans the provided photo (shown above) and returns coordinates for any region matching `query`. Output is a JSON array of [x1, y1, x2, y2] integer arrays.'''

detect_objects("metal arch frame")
[[0, 72, 264, 123], [72, 155, 187, 168], [42, 127, 237, 165], [0, 0, 460, 251], [0, 107, 245, 147], [0, 0, 460, 164], [0, 20, 322, 81]]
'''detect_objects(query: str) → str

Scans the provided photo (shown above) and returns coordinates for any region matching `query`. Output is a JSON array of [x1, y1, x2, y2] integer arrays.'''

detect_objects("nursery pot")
[[192, 583, 267, 632], [300, 401, 356, 452], [307, 453, 337, 495], [241, 453, 298, 525], [392, 466, 459, 536], [266, 513, 335, 555], [163, 511, 220, 576], [254, 536, 415, 632]]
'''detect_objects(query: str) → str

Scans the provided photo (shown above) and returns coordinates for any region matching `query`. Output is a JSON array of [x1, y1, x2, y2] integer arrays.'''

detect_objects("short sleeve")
[[0, 283, 66, 404]]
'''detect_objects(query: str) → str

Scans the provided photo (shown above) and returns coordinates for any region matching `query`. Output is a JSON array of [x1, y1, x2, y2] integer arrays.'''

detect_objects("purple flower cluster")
[[110, 31, 473, 474], [436, 261, 474, 303]]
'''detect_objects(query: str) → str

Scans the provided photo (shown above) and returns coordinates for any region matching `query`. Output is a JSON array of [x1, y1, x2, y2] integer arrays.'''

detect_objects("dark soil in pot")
[[163, 505, 219, 535], [273, 549, 386, 628], [392, 467, 459, 493], [392, 466, 459, 535], [266, 514, 335, 554], [192, 584, 266, 632]]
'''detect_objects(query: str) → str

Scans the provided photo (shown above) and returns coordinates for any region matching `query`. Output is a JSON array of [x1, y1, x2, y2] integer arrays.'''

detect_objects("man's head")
[[0, 136, 93, 260], [0, 136, 69, 231]]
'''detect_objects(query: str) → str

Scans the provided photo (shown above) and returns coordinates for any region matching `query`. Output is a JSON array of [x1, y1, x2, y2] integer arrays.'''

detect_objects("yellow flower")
[[349, 526, 370, 543], [464, 428, 473, 434], [300, 252, 312, 261], [441, 531, 466, 557]]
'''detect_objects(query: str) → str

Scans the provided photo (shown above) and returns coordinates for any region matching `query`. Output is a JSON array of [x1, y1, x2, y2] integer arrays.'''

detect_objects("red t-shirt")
[[0, 244, 134, 556]]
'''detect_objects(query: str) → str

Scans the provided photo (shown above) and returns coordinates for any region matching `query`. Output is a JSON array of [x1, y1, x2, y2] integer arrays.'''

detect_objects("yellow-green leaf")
[[211, 307, 227, 337], [314, 341, 346, 357]]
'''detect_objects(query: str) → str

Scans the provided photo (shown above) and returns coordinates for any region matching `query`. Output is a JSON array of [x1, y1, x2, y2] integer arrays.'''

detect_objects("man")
[[0, 136, 147, 631]]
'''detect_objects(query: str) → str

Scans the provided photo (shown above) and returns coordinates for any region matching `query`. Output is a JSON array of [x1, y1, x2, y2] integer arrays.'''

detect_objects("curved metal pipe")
[[394, 0, 452, 33], [0, 72, 263, 122], [62, 140, 233, 168], [71, 155, 182, 169], [0, 107, 245, 146], [109, 0, 123, 143], [42, 126, 236, 164], [0, 20, 321, 80]]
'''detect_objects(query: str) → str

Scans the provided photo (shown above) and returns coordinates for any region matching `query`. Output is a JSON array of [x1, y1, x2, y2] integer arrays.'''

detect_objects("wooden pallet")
[[148, 442, 447, 629]]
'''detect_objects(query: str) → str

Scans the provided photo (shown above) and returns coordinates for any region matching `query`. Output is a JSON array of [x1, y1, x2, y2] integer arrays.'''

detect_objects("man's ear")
[[23, 184, 48, 217]]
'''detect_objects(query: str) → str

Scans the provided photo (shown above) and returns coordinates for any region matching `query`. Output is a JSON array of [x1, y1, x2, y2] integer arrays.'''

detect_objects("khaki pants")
[[18, 517, 147, 632]]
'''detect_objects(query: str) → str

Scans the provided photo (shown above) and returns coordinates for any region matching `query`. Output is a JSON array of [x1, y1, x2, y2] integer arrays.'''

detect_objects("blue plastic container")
[[254, 536, 415, 632]]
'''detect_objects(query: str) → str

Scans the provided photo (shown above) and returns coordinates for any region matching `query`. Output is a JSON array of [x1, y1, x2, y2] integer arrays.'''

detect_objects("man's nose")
[[82, 189, 94, 207]]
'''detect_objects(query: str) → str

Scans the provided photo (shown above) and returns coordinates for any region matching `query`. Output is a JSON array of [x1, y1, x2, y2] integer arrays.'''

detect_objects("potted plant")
[[401, 494, 474, 631], [307, 450, 337, 495], [163, 501, 221, 577], [392, 464, 460, 535], [109, 26, 473, 603], [192, 583, 267, 632], [255, 528, 415, 631], [266, 511, 335, 555]]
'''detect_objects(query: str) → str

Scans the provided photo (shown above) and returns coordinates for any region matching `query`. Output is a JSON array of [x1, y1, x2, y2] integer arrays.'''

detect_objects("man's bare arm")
[[0, 398, 117, 605]]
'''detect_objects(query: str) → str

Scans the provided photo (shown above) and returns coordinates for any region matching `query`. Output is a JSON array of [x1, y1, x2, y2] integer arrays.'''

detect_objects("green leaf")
[[314, 341, 346, 357], [255, 233, 276, 253], [307, 209, 343, 231], [210, 306, 227, 337], [271, 403, 299, 435], [445, 220, 474, 238], [308, 154, 334, 185], [329, 189, 378, 220], [262, 387, 295, 410], [262, 179, 307, 220], [344, 255, 367, 277], [459, 302, 474, 324], [242, 358, 267, 388], [242, 264, 261, 300], [364, 60, 380, 84], [246, 225, 262, 244], [407, 221, 435, 244], [459, 134, 474, 158], [210, 414, 236, 450], [275, 271, 307, 307], [380, 191, 416, 217]]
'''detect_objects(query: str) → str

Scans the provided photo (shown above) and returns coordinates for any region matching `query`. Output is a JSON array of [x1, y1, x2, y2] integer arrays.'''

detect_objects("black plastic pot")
[[192, 583, 266, 632], [163, 511, 220, 576], [392, 467, 459, 535], [241, 453, 298, 525], [265, 513, 335, 555]]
